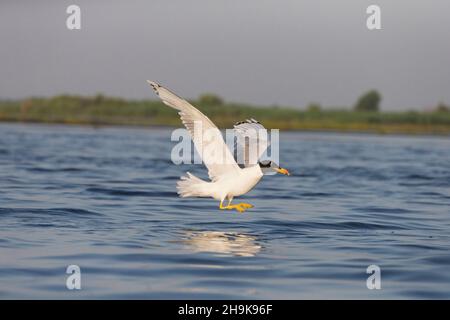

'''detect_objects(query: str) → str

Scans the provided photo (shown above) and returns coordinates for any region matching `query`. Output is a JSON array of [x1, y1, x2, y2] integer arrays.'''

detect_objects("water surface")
[[0, 123, 449, 299]]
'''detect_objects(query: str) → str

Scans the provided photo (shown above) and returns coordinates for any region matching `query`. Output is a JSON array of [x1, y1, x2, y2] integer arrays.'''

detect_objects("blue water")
[[0, 123, 449, 299]]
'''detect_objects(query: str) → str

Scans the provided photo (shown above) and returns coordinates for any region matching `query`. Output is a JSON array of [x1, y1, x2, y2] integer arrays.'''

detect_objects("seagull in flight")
[[147, 81, 290, 213]]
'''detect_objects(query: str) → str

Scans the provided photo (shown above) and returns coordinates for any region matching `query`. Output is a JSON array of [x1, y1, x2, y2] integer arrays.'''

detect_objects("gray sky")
[[1, 0, 449, 110]]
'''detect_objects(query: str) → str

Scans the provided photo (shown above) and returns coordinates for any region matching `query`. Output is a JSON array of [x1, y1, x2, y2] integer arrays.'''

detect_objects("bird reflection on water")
[[182, 231, 261, 257]]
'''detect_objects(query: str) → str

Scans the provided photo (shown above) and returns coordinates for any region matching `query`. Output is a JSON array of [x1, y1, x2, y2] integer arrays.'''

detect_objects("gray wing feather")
[[233, 119, 269, 167]]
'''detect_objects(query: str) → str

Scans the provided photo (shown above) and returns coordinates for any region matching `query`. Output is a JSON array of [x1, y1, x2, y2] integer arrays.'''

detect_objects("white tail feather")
[[176, 172, 211, 198]]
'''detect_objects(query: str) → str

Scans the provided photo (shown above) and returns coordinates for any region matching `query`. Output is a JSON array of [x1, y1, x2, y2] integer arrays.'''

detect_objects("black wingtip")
[[146, 80, 161, 94]]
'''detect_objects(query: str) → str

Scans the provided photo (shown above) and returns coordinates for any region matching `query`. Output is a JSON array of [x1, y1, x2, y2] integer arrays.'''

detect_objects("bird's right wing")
[[147, 81, 240, 181]]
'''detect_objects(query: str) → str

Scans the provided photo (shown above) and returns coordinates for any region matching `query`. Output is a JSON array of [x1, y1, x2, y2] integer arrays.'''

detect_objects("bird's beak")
[[276, 167, 290, 176]]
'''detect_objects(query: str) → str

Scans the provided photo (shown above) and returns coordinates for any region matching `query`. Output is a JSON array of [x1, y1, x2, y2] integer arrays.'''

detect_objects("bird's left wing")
[[147, 81, 240, 181], [233, 119, 269, 167]]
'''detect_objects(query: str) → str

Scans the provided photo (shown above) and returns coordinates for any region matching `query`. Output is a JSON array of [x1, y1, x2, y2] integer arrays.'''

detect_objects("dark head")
[[258, 160, 290, 176]]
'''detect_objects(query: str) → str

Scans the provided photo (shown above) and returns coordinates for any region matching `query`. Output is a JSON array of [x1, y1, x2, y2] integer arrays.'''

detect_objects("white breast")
[[207, 165, 263, 200], [227, 165, 264, 198]]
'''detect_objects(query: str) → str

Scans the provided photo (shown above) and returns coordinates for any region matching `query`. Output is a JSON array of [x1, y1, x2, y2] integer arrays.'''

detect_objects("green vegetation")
[[0, 93, 450, 135], [354, 90, 381, 112], [436, 102, 449, 113], [198, 93, 224, 106], [307, 103, 322, 113]]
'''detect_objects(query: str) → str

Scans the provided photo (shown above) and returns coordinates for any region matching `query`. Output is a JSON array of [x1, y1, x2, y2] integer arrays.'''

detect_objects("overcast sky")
[[1, 0, 449, 110]]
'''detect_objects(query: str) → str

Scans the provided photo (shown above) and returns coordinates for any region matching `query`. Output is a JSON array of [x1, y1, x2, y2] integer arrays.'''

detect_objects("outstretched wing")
[[233, 119, 269, 167], [147, 81, 240, 181]]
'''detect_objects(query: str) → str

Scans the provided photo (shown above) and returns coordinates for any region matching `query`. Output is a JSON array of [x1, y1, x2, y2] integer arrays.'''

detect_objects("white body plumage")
[[177, 165, 264, 201]]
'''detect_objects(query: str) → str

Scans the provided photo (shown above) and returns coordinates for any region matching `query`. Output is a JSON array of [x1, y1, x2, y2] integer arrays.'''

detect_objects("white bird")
[[147, 81, 290, 213]]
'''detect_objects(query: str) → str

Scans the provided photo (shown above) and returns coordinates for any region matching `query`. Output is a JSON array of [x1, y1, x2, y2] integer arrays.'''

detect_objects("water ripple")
[[0, 124, 449, 299]]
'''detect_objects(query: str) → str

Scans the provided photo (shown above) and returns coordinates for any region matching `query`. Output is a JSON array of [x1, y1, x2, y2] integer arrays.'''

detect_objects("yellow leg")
[[219, 199, 254, 213], [219, 200, 228, 210]]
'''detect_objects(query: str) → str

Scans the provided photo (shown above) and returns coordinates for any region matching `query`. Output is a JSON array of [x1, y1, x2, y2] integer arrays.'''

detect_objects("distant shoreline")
[[1, 120, 449, 138], [1, 94, 449, 135]]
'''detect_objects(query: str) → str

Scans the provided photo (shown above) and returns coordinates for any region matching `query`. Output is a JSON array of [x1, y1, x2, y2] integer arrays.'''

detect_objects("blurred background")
[[1, 0, 450, 133]]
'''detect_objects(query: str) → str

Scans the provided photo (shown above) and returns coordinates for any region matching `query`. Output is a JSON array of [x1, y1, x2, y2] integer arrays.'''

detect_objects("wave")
[[85, 187, 175, 197], [0, 207, 103, 217]]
